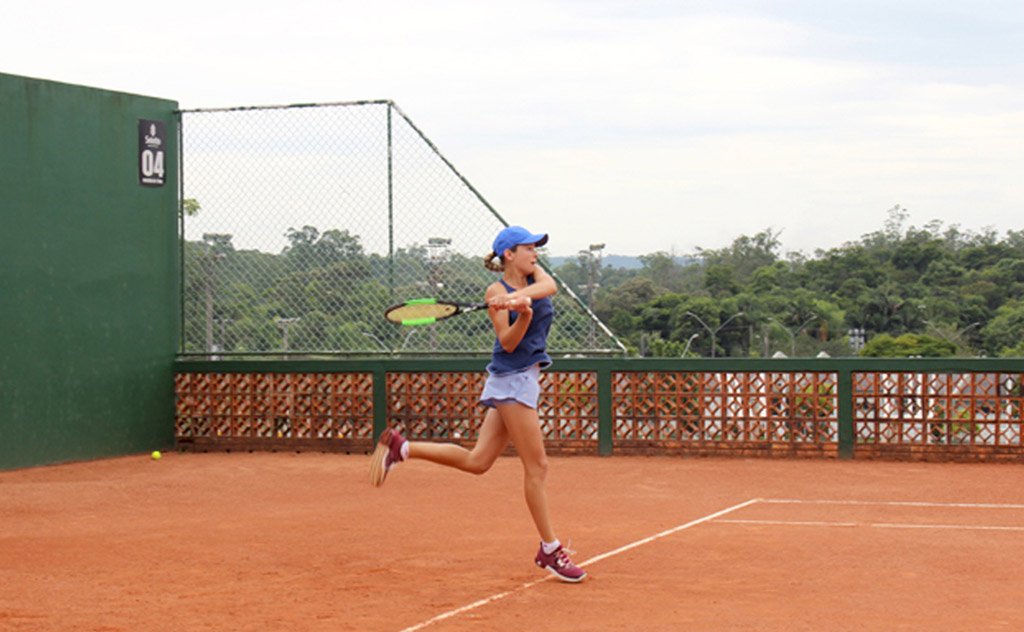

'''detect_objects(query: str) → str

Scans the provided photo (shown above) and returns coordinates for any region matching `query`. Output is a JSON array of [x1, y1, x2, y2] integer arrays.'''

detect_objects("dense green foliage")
[[556, 207, 1024, 357], [183, 227, 499, 354], [183, 206, 1024, 358]]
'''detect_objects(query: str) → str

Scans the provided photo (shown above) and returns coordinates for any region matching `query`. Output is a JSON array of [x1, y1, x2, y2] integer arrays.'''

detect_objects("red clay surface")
[[2, 453, 1023, 631]]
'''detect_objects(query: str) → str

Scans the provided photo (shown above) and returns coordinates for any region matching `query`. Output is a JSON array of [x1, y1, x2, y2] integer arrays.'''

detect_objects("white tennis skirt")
[[479, 363, 542, 409]]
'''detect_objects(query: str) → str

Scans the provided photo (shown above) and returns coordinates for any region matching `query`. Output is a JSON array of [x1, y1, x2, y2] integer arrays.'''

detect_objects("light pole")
[[361, 331, 389, 353], [201, 233, 232, 355], [682, 333, 699, 358], [685, 311, 744, 358], [584, 243, 605, 302], [426, 237, 451, 351], [212, 316, 231, 356], [582, 243, 605, 348], [400, 327, 424, 352], [923, 319, 981, 353], [768, 314, 818, 357], [203, 251, 226, 354], [958, 321, 982, 340], [426, 237, 451, 291], [275, 317, 300, 351]]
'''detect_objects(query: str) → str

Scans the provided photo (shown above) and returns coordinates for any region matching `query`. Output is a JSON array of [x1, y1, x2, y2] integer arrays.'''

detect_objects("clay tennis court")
[[2, 453, 1022, 631]]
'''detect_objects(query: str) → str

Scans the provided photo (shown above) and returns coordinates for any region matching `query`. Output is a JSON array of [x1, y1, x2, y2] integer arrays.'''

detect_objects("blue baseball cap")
[[492, 225, 549, 255]]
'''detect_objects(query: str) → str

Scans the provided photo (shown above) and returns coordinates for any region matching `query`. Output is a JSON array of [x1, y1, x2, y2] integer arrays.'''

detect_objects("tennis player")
[[369, 226, 586, 583]]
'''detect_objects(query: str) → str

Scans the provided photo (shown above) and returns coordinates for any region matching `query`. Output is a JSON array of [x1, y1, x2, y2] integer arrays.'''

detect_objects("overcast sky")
[[4, 0, 1022, 256]]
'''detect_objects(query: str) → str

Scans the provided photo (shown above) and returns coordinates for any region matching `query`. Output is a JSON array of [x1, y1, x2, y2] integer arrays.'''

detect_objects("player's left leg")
[[497, 401, 586, 582], [495, 401, 554, 540]]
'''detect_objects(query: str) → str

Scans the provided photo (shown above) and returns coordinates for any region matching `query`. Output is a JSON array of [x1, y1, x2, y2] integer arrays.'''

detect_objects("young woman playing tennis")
[[369, 225, 586, 583]]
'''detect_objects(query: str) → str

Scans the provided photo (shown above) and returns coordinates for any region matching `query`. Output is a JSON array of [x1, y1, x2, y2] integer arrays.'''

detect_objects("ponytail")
[[483, 251, 504, 272]]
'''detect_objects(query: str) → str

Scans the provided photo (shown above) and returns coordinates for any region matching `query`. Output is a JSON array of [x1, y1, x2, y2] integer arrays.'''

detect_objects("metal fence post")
[[837, 367, 854, 459], [386, 104, 394, 302], [598, 366, 613, 456], [373, 367, 388, 441]]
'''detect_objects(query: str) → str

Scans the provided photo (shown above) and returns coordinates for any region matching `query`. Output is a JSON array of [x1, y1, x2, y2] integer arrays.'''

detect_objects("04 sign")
[[138, 119, 166, 187]]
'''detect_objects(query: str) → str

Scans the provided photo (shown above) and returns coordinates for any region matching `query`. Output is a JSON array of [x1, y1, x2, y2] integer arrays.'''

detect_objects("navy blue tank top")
[[486, 277, 554, 374]]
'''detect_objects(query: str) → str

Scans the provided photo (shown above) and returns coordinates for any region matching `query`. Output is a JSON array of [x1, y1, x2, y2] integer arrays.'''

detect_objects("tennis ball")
[[151, 450, 162, 460]]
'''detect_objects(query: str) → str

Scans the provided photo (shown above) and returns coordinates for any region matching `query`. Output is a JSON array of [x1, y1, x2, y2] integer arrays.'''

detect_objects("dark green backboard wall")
[[0, 73, 179, 469]]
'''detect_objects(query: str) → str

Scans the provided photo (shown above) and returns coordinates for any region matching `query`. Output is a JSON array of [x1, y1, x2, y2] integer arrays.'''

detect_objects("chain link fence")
[[179, 101, 624, 356]]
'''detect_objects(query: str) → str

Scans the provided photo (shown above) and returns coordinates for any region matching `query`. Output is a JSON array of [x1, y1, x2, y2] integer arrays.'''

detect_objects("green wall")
[[0, 73, 179, 469]]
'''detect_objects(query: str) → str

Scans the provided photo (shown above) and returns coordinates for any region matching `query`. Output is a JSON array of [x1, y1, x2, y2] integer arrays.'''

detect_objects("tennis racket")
[[384, 296, 532, 326], [384, 298, 489, 326]]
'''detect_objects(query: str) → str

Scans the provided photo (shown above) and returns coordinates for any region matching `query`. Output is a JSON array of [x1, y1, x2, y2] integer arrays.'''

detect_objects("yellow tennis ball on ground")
[[151, 450, 162, 460]]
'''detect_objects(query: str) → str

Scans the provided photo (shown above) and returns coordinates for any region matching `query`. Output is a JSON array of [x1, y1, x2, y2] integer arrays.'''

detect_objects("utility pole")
[[201, 233, 230, 355], [426, 237, 451, 351], [583, 243, 605, 349], [276, 317, 300, 351]]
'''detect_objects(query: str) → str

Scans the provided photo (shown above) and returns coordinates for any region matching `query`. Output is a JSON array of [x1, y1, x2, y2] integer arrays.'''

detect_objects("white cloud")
[[3, 0, 1022, 256]]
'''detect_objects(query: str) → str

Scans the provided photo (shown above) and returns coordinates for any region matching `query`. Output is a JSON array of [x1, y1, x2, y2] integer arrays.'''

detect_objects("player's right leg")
[[370, 408, 509, 486], [369, 427, 409, 487], [408, 407, 508, 474]]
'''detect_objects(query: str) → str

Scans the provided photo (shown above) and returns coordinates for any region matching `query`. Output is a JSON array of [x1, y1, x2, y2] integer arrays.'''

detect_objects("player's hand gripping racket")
[[384, 296, 531, 326]]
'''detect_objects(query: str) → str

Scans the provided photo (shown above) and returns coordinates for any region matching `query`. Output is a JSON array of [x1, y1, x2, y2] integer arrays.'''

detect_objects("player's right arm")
[[486, 282, 533, 353]]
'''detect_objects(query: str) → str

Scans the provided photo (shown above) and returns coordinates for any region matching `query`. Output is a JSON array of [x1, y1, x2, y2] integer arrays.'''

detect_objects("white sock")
[[400, 441, 410, 461], [542, 539, 561, 555]]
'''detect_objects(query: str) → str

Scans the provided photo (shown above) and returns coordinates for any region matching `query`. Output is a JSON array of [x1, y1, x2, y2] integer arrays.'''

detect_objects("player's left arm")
[[505, 266, 557, 303]]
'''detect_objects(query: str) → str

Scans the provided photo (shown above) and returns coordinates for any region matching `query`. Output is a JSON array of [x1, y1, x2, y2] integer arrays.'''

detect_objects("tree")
[[315, 229, 364, 263], [860, 333, 956, 357], [182, 198, 201, 217], [283, 226, 321, 271], [637, 252, 697, 293], [697, 228, 781, 282], [637, 293, 687, 340], [981, 300, 1024, 356], [703, 264, 739, 298], [595, 277, 657, 335], [750, 261, 802, 294], [177, 209, 1024, 356]]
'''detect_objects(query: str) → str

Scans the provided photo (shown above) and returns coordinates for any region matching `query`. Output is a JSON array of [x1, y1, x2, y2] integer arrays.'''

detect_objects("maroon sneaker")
[[535, 543, 587, 583], [369, 428, 407, 487]]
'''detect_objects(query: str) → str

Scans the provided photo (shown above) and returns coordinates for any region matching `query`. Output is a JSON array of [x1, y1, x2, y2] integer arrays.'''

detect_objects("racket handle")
[[488, 295, 532, 310]]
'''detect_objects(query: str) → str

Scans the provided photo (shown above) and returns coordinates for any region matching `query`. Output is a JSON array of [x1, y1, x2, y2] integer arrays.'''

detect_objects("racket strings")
[[385, 302, 458, 324]]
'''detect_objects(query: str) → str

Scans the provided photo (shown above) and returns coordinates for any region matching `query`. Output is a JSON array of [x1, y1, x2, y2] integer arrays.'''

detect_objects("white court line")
[[397, 578, 551, 632], [718, 519, 1024, 532], [760, 499, 1024, 509], [719, 519, 859, 528], [873, 523, 1024, 532], [397, 498, 761, 632], [579, 497, 761, 566]]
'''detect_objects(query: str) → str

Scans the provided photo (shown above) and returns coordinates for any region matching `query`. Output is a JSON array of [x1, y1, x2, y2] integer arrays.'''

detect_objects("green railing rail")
[[175, 357, 1024, 461]]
